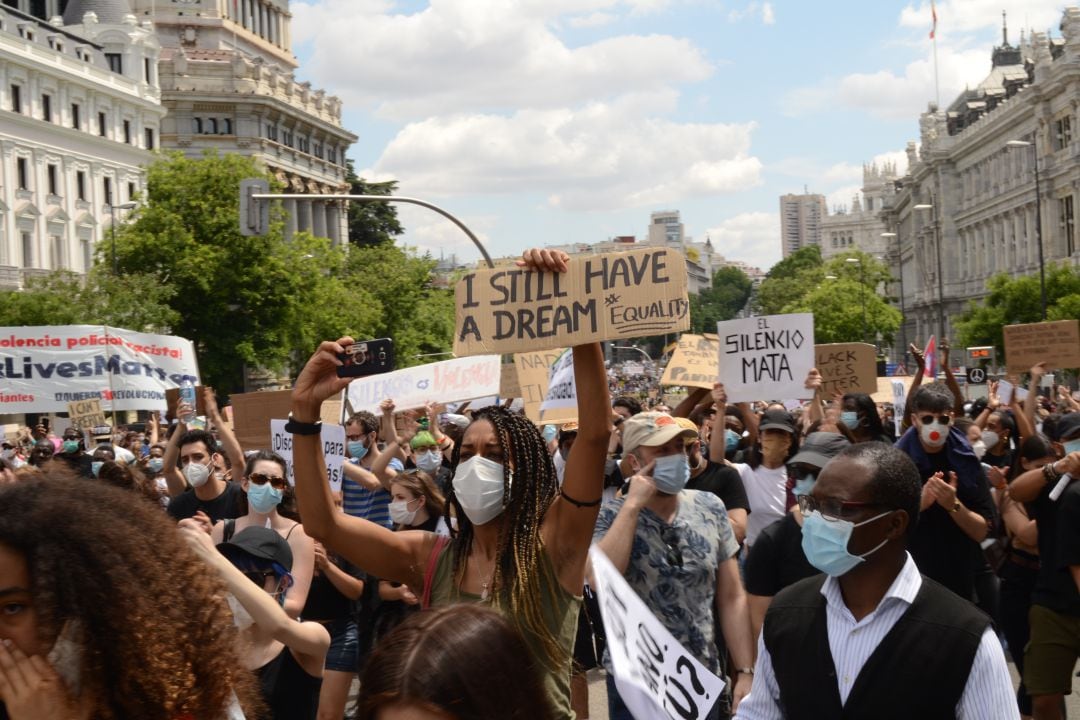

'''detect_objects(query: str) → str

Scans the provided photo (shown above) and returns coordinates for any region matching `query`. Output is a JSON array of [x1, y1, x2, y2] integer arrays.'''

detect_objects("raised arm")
[[1010, 452, 1080, 503], [203, 387, 245, 479], [1022, 364, 1046, 438], [673, 386, 709, 418], [708, 383, 729, 462], [940, 341, 965, 417], [161, 412, 188, 497], [901, 342, 926, 432]]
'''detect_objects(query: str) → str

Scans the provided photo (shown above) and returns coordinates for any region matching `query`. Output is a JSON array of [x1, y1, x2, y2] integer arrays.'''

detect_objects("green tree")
[[955, 263, 1080, 353], [689, 265, 753, 332], [345, 160, 403, 247], [755, 246, 825, 315]]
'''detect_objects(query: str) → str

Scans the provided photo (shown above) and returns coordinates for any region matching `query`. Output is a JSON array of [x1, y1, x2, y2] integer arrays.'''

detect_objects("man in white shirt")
[[735, 442, 1018, 720]]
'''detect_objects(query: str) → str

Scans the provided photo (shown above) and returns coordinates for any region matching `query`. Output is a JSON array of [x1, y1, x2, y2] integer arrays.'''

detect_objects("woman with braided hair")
[[291, 248, 611, 718]]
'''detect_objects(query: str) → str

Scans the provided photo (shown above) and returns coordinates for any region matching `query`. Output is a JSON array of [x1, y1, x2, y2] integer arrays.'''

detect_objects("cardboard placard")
[[589, 546, 724, 720], [454, 247, 690, 356], [1003, 320, 1080, 372], [229, 390, 341, 451], [717, 314, 815, 403], [814, 343, 878, 396], [165, 385, 208, 421], [891, 379, 907, 437], [344, 356, 501, 414], [540, 350, 576, 414], [513, 348, 577, 424], [499, 362, 521, 399], [871, 376, 906, 403], [67, 399, 106, 430], [660, 334, 720, 388], [269, 419, 346, 491]]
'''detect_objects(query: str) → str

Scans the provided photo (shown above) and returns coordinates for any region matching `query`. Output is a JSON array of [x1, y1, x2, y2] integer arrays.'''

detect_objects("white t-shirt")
[[735, 462, 789, 548]]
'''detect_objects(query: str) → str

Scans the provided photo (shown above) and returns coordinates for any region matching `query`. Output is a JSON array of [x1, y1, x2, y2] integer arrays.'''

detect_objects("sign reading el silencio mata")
[[660, 333, 720, 388], [716, 313, 816, 403], [1003, 319, 1080, 372], [453, 247, 690, 356]]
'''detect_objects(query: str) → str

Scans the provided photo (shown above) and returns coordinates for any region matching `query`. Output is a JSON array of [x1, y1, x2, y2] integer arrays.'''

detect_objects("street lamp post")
[[846, 257, 866, 343], [914, 202, 945, 341], [108, 202, 138, 275], [881, 231, 908, 364], [1006, 139, 1046, 319]]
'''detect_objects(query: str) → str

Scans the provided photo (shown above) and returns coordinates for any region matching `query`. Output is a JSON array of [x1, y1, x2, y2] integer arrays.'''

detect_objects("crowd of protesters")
[[1, 249, 1080, 719]]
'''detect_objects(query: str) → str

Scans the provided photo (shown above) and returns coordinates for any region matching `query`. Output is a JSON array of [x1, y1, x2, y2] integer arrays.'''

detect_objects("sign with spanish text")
[[815, 343, 878, 396], [0, 325, 200, 413], [661, 334, 720, 389], [269, 419, 347, 491], [716, 314, 815, 403], [513, 348, 577, 424], [344, 355, 501, 413], [454, 248, 690, 356], [1003, 320, 1080, 372], [589, 546, 724, 720]]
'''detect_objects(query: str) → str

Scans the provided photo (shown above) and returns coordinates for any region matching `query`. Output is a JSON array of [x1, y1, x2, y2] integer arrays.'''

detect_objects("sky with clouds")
[[289, 0, 1066, 271]]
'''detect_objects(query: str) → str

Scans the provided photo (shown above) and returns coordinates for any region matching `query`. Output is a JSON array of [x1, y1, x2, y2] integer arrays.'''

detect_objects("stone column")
[[284, 198, 297, 240], [326, 202, 341, 245], [297, 199, 312, 233], [312, 200, 326, 238]]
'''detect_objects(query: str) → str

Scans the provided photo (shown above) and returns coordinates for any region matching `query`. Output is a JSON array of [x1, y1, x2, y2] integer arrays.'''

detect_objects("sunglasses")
[[797, 494, 886, 522], [242, 569, 277, 586], [661, 526, 683, 568], [248, 472, 287, 490], [918, 414, 952, 426]]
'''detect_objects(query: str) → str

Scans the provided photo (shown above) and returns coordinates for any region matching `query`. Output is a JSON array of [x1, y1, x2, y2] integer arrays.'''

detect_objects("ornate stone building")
[[820, 161, 898, 260]]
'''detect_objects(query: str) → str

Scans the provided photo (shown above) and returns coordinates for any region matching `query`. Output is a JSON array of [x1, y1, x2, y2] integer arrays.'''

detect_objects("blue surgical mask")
[[348, 440, 368, 460], [840, 411, 859, 429], [1064, 439, 1080, 456], [147, 457, 164, 473], [542, 425, 558, 443], [415, 450, 443, 474], [247, 482, 283, 514], [801, 509, 891, 577], [725, 429, 740, 453], [62, 440, 80, 454], [91, 461, 103, 477], [652, 454, 690, 495], [794, 474, 816, 498]]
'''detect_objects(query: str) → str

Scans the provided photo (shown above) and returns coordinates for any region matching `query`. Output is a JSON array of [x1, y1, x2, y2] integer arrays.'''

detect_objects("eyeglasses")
[[248, 472, 287, 490], [797, 494, 886, 522], [242, 569, 277, 586], [660, 526, 683, 568], [918, 414, 952, 426]]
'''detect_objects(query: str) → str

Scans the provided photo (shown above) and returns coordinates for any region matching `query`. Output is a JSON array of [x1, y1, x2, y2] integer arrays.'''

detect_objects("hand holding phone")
[[336, 338, 395, 378]]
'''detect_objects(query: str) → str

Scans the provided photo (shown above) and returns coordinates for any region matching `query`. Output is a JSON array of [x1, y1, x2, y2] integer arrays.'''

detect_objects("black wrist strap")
[[284, 413, 322, 436], [560, 489, 602, 508]]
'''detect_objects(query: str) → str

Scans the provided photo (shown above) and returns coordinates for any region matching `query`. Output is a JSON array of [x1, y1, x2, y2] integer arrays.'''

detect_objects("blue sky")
[[290, 0, 1066, 271]]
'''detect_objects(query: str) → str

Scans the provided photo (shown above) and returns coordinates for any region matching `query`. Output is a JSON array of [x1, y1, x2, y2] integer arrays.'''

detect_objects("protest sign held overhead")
[[345, 355, 501, 413], [590, 546, 725, 720], [0, 325, 199, 414], [716, 314, 815, 403], [454, 247, 690, 356], [67, 399, 106, 430], [661, 334, 720, 388], [540, 350, 576, 415], [1003, 320, 1080, 372], [513, 348, 577, 424], [814, 342, 877, 396], [270, 419, 346, 491], [499, 362, 521, 400]]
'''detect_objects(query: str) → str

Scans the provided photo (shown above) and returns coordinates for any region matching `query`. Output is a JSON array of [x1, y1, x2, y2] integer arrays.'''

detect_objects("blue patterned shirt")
[[593, 489, 740, 673], [341, 457, 403, 529]]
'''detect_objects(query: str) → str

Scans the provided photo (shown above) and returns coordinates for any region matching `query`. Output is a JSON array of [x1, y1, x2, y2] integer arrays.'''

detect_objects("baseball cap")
[[789, 432, 851, 469], [217, 526, 294, 572], [1057, 412, 1080, 442], [90, 425, 113, 441], [622, 412, 698, 454], [758, 409, 796, 434]]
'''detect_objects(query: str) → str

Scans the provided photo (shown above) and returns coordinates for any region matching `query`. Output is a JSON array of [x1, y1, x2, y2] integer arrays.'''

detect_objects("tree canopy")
[[689, 265, 753, 332]]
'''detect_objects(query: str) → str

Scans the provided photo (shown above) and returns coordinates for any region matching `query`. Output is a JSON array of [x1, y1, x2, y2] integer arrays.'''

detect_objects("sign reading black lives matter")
[[717, 313, 816, 403], [454, 248, 690, 356]]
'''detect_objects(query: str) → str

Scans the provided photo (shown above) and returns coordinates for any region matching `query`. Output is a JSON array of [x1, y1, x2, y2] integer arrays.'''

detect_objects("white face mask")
[[918, 421, 950, 449], [453, 456, 510, 526], [389, 497, 421, 526], [183, 460, 212, 488], [415, 450, 443, 474]]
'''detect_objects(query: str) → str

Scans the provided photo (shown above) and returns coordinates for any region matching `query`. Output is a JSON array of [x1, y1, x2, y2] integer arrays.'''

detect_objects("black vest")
[[763, 573, 989, 720]]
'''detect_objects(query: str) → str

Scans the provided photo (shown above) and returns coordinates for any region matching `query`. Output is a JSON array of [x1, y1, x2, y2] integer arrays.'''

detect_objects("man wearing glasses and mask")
[[893, 383, 996, 602], [735, 443, 1017, 719]]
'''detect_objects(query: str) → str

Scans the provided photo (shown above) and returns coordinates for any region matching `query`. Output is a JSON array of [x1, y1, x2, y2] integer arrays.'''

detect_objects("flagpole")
[[931, 0, 940, 109]]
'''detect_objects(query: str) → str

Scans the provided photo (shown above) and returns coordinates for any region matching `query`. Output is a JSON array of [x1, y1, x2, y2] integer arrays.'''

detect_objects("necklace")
[[473, 552, 495, 601]]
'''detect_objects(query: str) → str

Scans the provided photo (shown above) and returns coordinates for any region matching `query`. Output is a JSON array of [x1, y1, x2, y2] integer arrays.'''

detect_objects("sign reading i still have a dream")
[[453, 247, 690, 356]]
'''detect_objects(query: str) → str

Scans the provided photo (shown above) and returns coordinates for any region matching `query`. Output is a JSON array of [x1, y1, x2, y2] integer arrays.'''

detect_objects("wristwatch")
[[284, 413, 322, 436], [949, 500, 961, 513]]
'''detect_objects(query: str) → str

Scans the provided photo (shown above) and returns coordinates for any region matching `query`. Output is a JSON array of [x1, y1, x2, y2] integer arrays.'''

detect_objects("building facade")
[[881, 12, 1080, 363], [779, 191, 826, 258], [820, 162, 898, 260], [0, 1, 163, 289]]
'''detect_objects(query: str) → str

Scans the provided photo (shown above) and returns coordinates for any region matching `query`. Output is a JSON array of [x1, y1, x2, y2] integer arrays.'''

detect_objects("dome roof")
[[63, 0, 133, 25]]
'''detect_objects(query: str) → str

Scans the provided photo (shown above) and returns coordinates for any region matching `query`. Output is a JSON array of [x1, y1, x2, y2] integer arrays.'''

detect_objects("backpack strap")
[[421, 535, 451, 609]]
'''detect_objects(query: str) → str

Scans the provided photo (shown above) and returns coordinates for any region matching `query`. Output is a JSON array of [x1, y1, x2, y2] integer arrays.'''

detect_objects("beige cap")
[[621, 412, 698, 454]]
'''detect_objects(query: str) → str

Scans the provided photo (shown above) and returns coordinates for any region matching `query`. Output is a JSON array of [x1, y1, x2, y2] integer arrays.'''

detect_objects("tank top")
[[255, 646, 322, 720], [427, 540, 581, 720]]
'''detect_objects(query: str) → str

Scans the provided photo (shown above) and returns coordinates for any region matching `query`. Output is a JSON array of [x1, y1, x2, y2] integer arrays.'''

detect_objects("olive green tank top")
[[428, 540, 582, 720]]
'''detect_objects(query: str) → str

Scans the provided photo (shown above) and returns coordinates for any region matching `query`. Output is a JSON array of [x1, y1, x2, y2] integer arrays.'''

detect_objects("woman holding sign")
[[290, 249, 611, 719]]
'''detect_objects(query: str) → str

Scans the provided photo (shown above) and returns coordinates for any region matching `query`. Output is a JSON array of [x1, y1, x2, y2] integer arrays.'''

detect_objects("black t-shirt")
[[983, 448, 1013, 469], [744, 513, 820, 597], [906, 450, 997, 601], [303, 555, 364, 622], [166, 482, 245, 523], [687, 461, 749, 512], [1031, 480, 1080, 616]]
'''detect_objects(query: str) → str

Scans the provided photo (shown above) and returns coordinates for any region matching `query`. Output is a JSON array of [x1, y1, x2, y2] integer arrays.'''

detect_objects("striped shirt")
[[735, 553, 1019, 719], [341, 457, 403, 529]]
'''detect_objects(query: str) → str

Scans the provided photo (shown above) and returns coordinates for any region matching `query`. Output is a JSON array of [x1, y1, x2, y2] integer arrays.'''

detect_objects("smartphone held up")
[[337, 338, 395, 378]]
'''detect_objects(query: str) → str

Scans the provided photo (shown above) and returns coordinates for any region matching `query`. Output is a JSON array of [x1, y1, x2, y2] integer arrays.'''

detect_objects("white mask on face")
[[919, 421, 950, 449], [183, 460, 212, 488], [971, 439, 987, 460], [415, 450, 443, 474], [452, 456, 510, 526], [389, 497, 421, 526]]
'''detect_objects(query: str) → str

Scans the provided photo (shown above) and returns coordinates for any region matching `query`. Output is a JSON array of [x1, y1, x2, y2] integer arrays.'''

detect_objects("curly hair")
[[96, 461, 164, 507], [443, 406, 564, 671], [0, 474, 262, 719]]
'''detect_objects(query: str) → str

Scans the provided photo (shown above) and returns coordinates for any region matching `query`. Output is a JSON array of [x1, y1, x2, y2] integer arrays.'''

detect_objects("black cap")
[[217, 526, 293, 572], [1057, 412, 1080, 442], [789, 432, 851, 469], [759, 409, 796, 434]]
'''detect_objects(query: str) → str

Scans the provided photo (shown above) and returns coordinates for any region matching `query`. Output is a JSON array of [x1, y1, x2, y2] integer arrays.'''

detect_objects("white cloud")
[[568, 12, 617, 28], [367, 102, 763, 211], [396, 206, 498, 260], [762, 2, 775, 25], [728, 1, 775, 25], [702, 212, 781, 270], [899, 0, 1061, 37]]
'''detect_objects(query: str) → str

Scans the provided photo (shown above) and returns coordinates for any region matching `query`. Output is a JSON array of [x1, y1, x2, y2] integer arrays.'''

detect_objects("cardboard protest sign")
[[345, 356, 501, 414], [661, 334, 720, 388], [67, 399, 106, 430], [1003, 320, 1080, 372], [815, 343, 877, 396], [891, 380, 907, 437], [513, 349, 577, 424], [454, 247, 690, 356], [499, 362, 521, 399], [716, 314, 815, 403], [589, 547, 725, 720], [230, 390, 341, 451], [269, 420, 346, 491], [540, 350, 576, 415]]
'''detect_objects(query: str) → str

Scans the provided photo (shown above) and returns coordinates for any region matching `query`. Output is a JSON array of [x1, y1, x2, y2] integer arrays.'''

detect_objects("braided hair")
[[443, 405, 564, 671]]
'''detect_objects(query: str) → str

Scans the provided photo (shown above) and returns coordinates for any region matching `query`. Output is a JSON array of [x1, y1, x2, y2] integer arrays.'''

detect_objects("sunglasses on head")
[[918, 414, 951, 426], [248, 472, 287, 490], [661, 526, 683, 568]]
